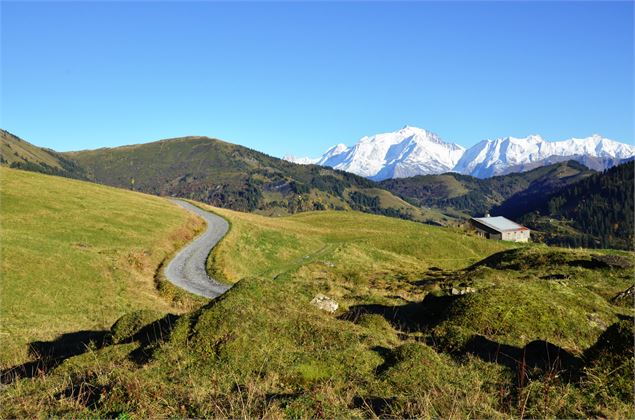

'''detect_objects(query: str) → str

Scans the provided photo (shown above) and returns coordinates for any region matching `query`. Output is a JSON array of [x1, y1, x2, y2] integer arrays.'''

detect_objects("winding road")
[[165, 199, 231, 298]]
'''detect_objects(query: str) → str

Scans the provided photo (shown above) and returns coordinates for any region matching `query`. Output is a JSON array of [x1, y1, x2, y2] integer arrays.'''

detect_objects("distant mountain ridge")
[[0, 132, 452, 224], [286, 127, 634, 180], [381, 158, 634, 250], [380, 160, 595, 218], [454, 134, 635, 177]]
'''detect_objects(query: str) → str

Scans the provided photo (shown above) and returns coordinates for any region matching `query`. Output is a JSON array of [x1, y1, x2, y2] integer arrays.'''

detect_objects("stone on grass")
[[310, 294, 339, 313], [450, 287, 477, 296]]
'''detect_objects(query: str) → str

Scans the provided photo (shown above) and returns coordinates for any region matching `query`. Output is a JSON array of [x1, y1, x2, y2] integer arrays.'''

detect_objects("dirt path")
[[165, 199, 231, 298]]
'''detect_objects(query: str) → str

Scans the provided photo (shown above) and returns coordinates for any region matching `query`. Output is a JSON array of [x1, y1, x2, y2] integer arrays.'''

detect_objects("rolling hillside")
[[0, 167, 204, 367], [64, 136, 449, 223], [0, 130, 86, 179], [2, 199, 632, 418], [380, 160, 595, 217]]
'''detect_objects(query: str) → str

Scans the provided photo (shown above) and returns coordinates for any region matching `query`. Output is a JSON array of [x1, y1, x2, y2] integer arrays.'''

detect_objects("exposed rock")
[[587, 312, 608, 331], [611, 285, 634, 306], [310, 294, 339, 313], [450, 287, 477, 296]]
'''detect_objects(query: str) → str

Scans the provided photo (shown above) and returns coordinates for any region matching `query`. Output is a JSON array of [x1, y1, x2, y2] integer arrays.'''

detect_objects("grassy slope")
[[0, 130, 62, 168], [209, 206, 505, 284], [0, 168, 204, 366], [0, 130, 86, 178], [2, 199, 633, 418]]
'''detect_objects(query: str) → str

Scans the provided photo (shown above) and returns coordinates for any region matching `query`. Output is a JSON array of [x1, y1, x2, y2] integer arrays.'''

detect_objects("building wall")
[[474, 227, 501, 240], [502, 230, 530, 242]]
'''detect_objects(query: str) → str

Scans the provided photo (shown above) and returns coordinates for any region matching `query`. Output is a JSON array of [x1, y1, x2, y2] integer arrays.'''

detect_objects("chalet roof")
[[471, 216, 529, 233]]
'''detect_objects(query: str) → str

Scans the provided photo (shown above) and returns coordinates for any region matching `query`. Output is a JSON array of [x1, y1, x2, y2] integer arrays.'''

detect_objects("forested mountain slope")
[[380, 160, 594, 216], [517, 161, 634, 249]]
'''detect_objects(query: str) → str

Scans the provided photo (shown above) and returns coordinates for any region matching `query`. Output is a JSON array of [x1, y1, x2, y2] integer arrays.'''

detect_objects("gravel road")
[[165, 199, 231, 298]]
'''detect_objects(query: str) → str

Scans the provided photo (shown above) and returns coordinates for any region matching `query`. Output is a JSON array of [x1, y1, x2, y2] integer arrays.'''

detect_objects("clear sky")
[[1, 1, 633, 158]]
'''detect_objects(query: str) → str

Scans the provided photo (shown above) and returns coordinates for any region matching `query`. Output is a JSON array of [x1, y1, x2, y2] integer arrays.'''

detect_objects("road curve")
[[165, 199, 231, 298]]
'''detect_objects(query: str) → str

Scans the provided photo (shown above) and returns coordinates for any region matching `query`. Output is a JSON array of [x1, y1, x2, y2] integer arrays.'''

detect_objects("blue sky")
[[1, 1, 633, 157]]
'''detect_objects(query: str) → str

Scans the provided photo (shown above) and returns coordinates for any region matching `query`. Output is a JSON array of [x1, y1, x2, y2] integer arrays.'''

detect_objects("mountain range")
[[285, 126, 634, 180], [2, 128, 633, 249]]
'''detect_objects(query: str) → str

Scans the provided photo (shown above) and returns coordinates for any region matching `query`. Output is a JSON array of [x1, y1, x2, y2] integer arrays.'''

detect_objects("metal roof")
[[471, 216, 528, 232]]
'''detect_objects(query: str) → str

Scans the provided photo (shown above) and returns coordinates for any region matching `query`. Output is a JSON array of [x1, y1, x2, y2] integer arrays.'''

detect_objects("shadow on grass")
[[1, 314, 181, 384], [339, 293, 459, 332], [125, 314, 179, 364], [463, 335, 582, 375], [351, 395, 397, 416], [341, 295, 582, 379], [0, 330, 110, 384]]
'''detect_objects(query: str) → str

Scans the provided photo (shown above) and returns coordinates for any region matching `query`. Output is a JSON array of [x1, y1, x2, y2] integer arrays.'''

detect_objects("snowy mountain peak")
[[285, 126, 465, 181], [283, 155, 318, 165], [325, 143, 348, 155], [398, 125, 426, 135], [283, 128, 634, 180], [454, 134, 634, 178]]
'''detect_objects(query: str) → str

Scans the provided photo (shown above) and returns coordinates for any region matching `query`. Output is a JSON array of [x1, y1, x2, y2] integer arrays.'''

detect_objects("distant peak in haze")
[[284, 126, 634, 180]]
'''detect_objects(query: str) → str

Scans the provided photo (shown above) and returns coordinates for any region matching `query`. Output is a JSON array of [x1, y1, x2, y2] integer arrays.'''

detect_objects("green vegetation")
[[1, 132, 451, 224], [381, 160, 594, 217], [431, 247, 633, 352], [382, 160, 634, 250], [519, 161, 634, 249], [0, 168, 204, 367], [63, 136, 450, 224], [2, 198, 632, 418], [208, 205, 506, 283]]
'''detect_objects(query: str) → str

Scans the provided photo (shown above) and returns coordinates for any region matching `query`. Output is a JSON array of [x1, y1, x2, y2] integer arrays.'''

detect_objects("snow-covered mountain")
[[285, 127, 634, 180], [282, 155, 318, 165], [286, 126, 465, 181], [455, 134, 635, 178]]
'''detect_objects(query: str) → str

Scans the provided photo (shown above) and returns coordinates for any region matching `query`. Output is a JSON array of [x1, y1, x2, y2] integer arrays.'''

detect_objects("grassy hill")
[[207, 205, 508, 284], [63, 136, 450, 224], [0, 130, 86, 179], [0, 167, 205, 367], [2, 198, 632, 418], [380, 160, 595, 217]]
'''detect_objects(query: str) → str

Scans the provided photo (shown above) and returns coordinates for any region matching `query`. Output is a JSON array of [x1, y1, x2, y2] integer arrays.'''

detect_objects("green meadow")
[[209, 203, 508, 284], [0, 169, 633, 418], [0, 168, 203, 367]]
